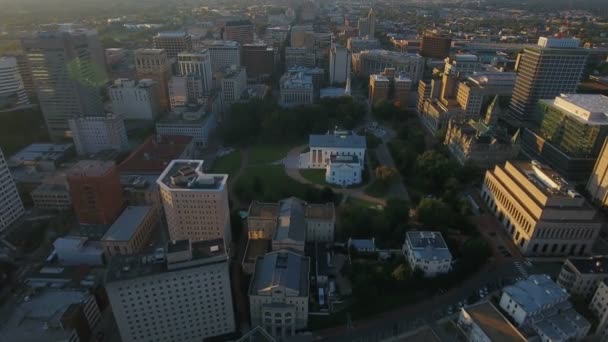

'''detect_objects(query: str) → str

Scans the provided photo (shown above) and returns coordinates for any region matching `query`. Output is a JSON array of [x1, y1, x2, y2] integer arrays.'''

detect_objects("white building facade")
[[69, 113, 129, 156], [177, 50, 213, 93], [0, 148, 24, 232], [306, 130, 366, 169], [279, 70, 314, 107], [220, 67, 247, 105], [109, 79, 161, 120], [325, 155, 362, 186], [403, 231, 453, 277]]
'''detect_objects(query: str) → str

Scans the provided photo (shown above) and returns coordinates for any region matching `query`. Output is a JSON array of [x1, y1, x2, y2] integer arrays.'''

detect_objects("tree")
[[375, 166, 398, 184], [320, 187, 335, 203], [385, 198, 410, 227], [391, 263, 410, 281], [414, 150, 454, 192], [416, 197, 451, 228]]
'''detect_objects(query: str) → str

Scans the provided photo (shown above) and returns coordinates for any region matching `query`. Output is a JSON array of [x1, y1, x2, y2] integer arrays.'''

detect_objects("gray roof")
[[503, 274, 569, 313], [273, 197, 307, 243], [250, 250, 309, 297], [406, 231, 452, 261], [532, 307, 590, 341], [309, 130, 366, 149], [102, 206, 153, 242]]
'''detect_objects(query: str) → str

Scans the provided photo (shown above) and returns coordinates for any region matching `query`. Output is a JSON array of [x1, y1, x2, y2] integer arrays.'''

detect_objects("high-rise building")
[[456, 71, 517, 117], [106, 239, 235, 342], [367, 8, 376, 38], [522, 94, 608, 181], [134, 49, 172, 111], [0, 148, 24, 232], [0, 57, 29, 109], [369, 74, 390, 105], [67, 160, 124, 225], [168, 75, 206, 108], [444, 54, 482, 75], [69, 113, 129, 156], [329, 42, 351, 84], [223, 20, 254, 45], [205, 40, 241, 72], [152, 32, 192, 58], [157, 160, 231, 246], [218, 66, 247, 105], [420, 31, 452, 59], [481, 160, 601, 257], [242, 44, 276, 82], [587, 137, 608, 207], [352, 49, 424, 83], [508, 37, 589, 126], [177, 50, 213, 93], [346, 37, 381, 53], [109, 79, 161, 121], [4, 52, 35, 100], [21, 30, 105, 140], [290, 25, 314, 49], [285, 47, 316, 69]]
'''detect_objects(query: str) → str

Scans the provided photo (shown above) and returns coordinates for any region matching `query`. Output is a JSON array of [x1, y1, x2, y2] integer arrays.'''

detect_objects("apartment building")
[[0, 147, 24, 232], [249, 250, 310, 340], [557, 256, 608, 299], [101, 206, 157, 257], [69, 113, 129, 156], [153, 32, 192, 57], [106, 239, 235, 342], [481, 160, 601, 256], [157, 160, 231, 246], [109, 79, 161, 121]]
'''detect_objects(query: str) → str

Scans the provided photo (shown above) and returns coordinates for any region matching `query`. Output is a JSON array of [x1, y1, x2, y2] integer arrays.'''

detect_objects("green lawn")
[[210, 151, 242, 178], [235, 165, 319, 203], [0, 107, 49, 155], [248, 143, 299, 164], [346, 196, 383, 210], [300, 169, 327, 186]]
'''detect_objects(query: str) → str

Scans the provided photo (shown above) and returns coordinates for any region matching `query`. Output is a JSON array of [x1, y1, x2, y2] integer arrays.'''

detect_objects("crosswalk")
[[513, 261, 529, 280]]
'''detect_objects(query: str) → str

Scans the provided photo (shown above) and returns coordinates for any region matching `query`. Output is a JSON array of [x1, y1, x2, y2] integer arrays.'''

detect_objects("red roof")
[[118, 135, 193, 174]]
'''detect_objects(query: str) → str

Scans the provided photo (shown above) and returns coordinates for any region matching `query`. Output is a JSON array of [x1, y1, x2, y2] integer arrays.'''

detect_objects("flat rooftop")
[[157, 160, 227, 191], [9, 143, 73, 164], [106, 238, 226, 283], [406, 231, 452, 261], [118, 135, 193, 175], [503, 274, 569, 313], [155, 31, 188, 38], [567, 256, 608, 275], [309, 130, 366, 149], [249, 201, 280, 219], [330, 154, 359, 164], [305, 203, 335, 221], [67, 160, 116, 177], [550, 94, 608, 125], [463, 302, 526, 342], [510, 160, 582, 198], [102, 206, 153, 242]]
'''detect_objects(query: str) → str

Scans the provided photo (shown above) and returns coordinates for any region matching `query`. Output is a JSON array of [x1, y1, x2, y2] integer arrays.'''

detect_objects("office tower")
[[420, 31, 452, 59], [456, 72, 517, 117], [329, 42, 351, 84], [290, 25, 315, 48], [522, 94, 608, 181], [67, 160, 124, 225], [134, 49, 171, 111], [177, 50, 213, 93], [218, 66, 247, 105], [157, 160, 231, 246], [249, 250, 310, 340], [352, 50, 424, 83], [106, 239, 235, 342], [444, 54, 482, 75], [21, 30, 105, 140], [347, 37, 381, 53], [481, 160, 601, 257], [0, 148, 24, 232], [367, 8, 376, 38], [168, 75, 206, 108], [0, 57, 29, 108], [242, 44, 276, 82], [285, 47, 316, 69], [508, 37, 589, 126], [153, 32, 192, 58], [223, 20, 254, 45], [369, 74, 390, 105], [69, 113, 129, 156], [588, 137, 608, 207], [206, 40, 241, 72], [394, 74, 412, 108], [109, 79, 161, 121], [4, 52, 35, 100]]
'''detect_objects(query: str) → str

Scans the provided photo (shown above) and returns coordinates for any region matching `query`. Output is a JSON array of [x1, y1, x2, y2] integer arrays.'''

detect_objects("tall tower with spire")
[[367, 8, 376, 38]]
